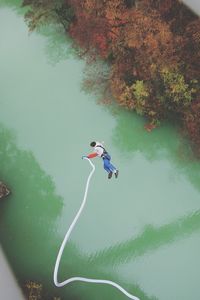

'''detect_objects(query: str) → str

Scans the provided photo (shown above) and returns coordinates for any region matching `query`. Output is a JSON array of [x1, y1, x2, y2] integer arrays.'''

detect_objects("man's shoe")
[[108, 172, 113, 179], [115, 170, 119, 178]]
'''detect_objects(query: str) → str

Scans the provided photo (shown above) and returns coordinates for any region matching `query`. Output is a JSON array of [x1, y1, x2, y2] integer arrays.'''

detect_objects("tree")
[[22, 0, 200, 156], [22, 0, 73, 31]]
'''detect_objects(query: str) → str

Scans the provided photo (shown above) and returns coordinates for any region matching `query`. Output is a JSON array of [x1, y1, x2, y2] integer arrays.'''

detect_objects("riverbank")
[[22, 0, 200, 157]]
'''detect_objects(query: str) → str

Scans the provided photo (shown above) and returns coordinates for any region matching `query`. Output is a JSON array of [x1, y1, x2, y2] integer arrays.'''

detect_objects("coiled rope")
[[53, 157, 140, 300]]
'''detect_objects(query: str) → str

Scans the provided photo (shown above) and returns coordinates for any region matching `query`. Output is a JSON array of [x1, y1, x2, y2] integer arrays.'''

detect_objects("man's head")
[[90, 141, 96, 147]]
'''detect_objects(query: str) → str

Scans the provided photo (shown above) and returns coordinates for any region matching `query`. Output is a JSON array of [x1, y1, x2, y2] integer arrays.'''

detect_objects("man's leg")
[[107, 160, 119, 178], [108, 161, 116, 172], [103, 159, 113, 179]]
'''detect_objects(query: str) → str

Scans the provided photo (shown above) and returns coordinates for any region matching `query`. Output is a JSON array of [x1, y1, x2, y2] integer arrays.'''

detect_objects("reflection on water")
[[0, 125, 152, 300], [58, 243, 155, 300], [37, 25, 75, 65], [111, 108, 200, 193], [0, 0, 74, 65], [89, 210, 200, 266], [111, 107, 187, 160], [0, 124, 62, 287]]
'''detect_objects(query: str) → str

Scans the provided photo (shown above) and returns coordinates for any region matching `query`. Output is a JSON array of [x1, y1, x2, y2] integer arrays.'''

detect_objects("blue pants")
[[103, 155, 117, 173]]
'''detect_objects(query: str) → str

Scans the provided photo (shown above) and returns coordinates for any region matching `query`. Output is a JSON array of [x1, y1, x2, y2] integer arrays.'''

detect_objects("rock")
[[0, 182, 10, 199]]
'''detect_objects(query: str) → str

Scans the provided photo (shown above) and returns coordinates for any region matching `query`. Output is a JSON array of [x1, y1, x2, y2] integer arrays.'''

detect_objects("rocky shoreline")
[[0, 182, 10, 199]]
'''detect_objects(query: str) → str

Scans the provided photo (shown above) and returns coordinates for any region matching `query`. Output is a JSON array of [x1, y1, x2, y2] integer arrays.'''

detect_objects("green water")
[[0, 3, 200, 300]]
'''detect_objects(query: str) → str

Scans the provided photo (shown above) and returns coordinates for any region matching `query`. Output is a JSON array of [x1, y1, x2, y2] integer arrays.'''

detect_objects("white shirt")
[[94, 142, 104, 157]]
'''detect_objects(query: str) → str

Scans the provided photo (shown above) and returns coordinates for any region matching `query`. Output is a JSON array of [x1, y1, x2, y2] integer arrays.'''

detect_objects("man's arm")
[[87, 153, 98, 159]]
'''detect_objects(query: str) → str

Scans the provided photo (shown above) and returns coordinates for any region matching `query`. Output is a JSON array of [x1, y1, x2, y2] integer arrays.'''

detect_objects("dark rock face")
[[0, 182, 10, 199]]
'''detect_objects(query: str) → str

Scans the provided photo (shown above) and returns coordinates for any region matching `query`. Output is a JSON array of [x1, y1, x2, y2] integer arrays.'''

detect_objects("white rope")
[[53, 157, 140, 300]]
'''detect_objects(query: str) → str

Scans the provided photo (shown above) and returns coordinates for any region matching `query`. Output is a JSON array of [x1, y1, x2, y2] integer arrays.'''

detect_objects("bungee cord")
[[53, 157, 140, 300]]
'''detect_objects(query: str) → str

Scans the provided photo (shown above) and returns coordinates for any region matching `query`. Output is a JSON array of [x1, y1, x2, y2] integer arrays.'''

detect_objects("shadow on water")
[[88, 209, 200, 267], [0, 124, 76, 299], [0, 124, 62, 276], [0, 124, 155, 300], [37, 24, 76, 65], [56, 245, 157, 300], [79, 106, 200, 283], [0, 0, 76, 65], [109, 106, 200, 193], [106, 104, 188, 160]]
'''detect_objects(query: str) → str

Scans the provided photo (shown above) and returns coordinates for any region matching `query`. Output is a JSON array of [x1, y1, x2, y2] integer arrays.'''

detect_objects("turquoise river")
[[0, 2, 200, 300]]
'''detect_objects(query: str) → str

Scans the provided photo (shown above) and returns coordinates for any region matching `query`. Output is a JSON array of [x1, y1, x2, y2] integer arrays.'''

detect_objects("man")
[[82, 141, 119, 179]]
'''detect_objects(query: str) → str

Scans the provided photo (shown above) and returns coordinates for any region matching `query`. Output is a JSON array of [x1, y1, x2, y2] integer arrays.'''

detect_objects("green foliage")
[[131, 80, 149, 115], [160, 68, 196, 107]]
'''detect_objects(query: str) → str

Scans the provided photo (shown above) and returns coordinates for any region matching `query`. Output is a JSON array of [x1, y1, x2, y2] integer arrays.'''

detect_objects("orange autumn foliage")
[[24, 0, 200, 156]]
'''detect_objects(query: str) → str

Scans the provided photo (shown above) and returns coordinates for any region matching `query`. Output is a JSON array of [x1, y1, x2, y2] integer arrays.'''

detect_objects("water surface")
[[0, 3, 200, 300]]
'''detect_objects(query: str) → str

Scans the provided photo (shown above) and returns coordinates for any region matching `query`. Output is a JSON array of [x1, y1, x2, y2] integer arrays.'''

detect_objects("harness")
[[95, 145, 110, 160]]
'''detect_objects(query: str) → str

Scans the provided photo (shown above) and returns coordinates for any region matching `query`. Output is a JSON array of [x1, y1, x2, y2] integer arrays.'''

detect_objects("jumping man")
[[82, 141, 119, 179]]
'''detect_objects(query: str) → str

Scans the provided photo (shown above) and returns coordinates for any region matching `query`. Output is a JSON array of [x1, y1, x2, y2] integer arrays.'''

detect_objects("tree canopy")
[[23, 0, 200, 156]]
